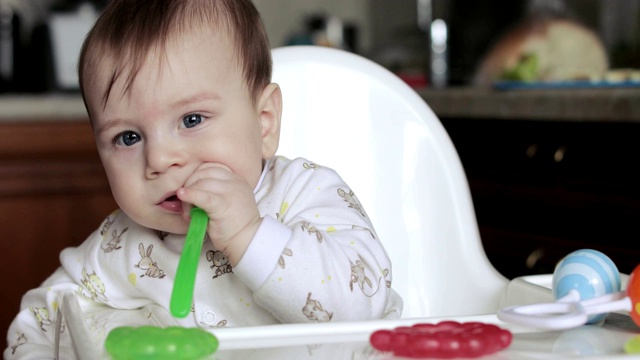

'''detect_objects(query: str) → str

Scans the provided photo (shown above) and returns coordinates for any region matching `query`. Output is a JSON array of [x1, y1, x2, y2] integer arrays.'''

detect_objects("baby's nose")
[[144, 137, 187, 178]]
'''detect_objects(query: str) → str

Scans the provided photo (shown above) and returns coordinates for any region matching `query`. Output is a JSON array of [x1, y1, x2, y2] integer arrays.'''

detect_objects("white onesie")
[[5, 156, 403, 359]]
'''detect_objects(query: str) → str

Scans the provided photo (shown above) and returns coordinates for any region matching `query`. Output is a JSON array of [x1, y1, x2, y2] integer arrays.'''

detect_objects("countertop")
[[0, 93, 88, 121], [2, 87, 640, 122], [417, 87, 640, 122]]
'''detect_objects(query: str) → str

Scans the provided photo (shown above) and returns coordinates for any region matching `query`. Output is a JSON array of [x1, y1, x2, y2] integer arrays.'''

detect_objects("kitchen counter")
[[417, 87, 640, 122], [2, 87, 640, 122], [0, 94, 88, 121]]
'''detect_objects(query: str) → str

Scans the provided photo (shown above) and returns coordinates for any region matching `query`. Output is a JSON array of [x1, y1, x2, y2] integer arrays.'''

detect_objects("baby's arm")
[[234, 158, 400, 322]]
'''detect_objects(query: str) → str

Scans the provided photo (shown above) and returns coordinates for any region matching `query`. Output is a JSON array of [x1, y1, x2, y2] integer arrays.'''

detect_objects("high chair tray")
[[58, 290, 640, 360]]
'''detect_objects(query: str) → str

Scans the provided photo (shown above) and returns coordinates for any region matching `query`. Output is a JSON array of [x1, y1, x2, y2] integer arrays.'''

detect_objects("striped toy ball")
[[552, 249, 621, 323]]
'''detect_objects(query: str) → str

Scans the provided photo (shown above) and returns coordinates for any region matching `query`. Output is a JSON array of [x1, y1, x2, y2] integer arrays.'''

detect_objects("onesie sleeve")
[[248, 157, 402, 323], [5, 211, 147, 359], [5, 268, 81, 360], [234, 216, 291, 291]]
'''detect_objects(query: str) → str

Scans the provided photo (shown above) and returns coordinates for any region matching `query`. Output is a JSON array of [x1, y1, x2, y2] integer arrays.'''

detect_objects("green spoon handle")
[[170, 207, 208, 318]]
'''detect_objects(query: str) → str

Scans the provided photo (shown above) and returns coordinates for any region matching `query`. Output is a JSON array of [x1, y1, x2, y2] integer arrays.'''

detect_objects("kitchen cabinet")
[[0, 119, 117, 341], [421, 88, 640, 279]]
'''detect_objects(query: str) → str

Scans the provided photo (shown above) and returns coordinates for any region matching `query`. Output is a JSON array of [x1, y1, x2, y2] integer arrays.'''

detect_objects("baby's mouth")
[[159, 194, 182, 213]]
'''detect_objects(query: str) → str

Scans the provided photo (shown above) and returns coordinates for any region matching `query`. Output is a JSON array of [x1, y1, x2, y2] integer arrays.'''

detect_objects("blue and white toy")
[[552, 249, 621, 323], [498, 248, 633, 330]]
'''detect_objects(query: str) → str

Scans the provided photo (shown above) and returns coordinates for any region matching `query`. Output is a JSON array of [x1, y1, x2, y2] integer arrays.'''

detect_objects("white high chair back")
[[272, 46, 508, 319]]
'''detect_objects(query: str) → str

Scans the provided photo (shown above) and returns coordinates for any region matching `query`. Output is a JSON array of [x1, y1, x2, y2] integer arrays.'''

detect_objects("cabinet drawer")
[[442, 118, 640, 278]]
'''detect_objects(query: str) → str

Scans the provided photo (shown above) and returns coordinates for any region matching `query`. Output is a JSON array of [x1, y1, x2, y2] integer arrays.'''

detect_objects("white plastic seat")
[[50, 46, 630, 359], [272, 46, 508, 319]]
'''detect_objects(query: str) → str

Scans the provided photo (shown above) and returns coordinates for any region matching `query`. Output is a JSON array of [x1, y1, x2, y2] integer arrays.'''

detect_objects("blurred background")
[[1, 0, 639, 92], [2, 0, 640, 346], [256, 0, 640, 87]]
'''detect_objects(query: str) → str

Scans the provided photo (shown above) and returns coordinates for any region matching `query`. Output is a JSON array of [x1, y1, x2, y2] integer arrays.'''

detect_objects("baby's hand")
[[176, 163, 260, 265]]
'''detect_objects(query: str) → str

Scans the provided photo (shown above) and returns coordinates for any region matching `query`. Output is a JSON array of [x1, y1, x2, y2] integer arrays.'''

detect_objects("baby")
[[5, 0, 402, 358]]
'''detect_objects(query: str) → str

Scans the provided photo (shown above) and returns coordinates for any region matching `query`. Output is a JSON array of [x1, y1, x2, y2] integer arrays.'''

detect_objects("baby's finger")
[[183, 163, 233, 189], [177, 186, 219, 218], [196, 162, 232, 173]]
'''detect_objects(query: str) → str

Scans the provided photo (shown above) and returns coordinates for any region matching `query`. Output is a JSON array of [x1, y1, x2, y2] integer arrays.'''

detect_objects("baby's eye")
[[181, 113, 203, 129], [115, 131, 142, 146]]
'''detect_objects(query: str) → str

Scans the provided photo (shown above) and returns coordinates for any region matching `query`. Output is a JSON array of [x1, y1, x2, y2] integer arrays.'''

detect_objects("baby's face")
[[87, 29, 270, 234]]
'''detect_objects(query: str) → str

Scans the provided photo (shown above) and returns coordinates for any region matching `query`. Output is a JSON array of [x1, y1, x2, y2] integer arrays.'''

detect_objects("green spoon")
[[170, 206, 208, 318]]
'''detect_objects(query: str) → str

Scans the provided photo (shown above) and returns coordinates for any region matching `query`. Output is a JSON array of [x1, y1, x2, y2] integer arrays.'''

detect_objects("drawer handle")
[[526, 248, 545, 270], [554, 145, 567, 163], [526, 143, 538, 158]]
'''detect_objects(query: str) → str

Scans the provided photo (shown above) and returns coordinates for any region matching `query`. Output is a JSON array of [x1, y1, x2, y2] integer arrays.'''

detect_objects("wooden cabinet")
[[1, 120, 117, 341], [441, 118, 640, 279]]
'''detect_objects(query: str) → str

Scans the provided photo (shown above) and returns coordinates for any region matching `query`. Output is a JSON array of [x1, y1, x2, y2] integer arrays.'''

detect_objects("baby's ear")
[[257, 83, 282, 159]]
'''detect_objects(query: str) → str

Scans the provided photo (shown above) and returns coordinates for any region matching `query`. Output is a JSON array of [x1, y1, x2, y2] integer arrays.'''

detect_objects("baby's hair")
[[78, 0, 271, 115]]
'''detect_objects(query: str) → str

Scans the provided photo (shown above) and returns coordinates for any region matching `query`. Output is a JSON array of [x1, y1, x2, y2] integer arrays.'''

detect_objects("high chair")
[[271, 45, 509, 318], [52, 46, 638, 360]]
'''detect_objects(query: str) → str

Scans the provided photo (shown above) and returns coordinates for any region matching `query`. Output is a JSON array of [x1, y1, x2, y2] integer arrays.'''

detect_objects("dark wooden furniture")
[[440, 115, 640, 279], [1, 120, 117, 344]]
